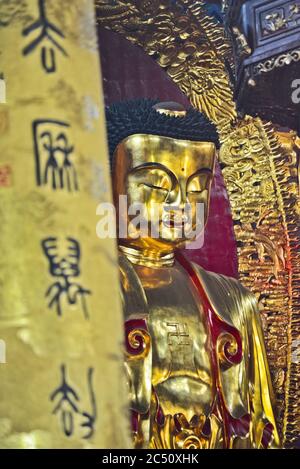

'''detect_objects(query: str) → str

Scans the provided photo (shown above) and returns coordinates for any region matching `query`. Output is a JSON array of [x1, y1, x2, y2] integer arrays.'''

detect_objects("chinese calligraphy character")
[[41, 237, 91, 319], [22, 0, 68, 73], [33, 119, 79, 192], [50, 364, 97, 439]]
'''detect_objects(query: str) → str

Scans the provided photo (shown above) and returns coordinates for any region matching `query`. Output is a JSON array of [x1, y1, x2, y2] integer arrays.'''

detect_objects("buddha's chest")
[[148, 301, 211, 383], [141, 268, 214, 417]]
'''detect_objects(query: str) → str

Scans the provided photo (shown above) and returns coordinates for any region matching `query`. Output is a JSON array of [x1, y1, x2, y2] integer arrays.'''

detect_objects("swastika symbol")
[[167, 322, 192, 347]]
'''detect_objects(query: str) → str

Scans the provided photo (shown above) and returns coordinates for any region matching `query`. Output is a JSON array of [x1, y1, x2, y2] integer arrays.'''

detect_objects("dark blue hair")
[[105, 99, 220, 168]]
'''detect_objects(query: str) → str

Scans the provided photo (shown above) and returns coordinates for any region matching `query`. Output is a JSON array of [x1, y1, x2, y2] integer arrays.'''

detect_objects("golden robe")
[[120, 252, 280, 449]]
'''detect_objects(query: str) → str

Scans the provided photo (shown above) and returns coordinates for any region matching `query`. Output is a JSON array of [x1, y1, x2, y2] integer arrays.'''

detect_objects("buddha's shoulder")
[[190, 261, 258, 325], [191, 261, 247, 292]]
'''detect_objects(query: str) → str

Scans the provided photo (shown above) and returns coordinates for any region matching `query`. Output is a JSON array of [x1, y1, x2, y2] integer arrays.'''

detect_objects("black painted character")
[[50, 364, 97, 439], [22, 0, 68, 73], [33, 119, 79, 192], [42, 237, 91, 319]]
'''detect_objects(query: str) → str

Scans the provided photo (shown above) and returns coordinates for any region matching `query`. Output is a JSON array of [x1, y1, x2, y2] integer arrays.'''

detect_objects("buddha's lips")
[[162, 216, 191, 229], [163, 219, 185, 229]]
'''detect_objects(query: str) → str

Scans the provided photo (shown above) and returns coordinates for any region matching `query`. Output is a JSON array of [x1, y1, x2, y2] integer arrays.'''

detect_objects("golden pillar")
[[0, 0, 129, 448]]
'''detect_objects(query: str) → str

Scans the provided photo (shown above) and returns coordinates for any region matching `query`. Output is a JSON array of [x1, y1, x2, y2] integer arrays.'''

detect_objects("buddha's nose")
[[165, 182, 187, 208]]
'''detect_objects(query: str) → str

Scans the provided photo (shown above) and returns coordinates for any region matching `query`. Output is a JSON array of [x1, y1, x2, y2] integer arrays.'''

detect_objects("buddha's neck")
[[119, 244, 175, 268]]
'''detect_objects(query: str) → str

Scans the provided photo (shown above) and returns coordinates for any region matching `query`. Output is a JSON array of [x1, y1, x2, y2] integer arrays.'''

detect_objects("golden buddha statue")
[[105, 99, 280, 449]]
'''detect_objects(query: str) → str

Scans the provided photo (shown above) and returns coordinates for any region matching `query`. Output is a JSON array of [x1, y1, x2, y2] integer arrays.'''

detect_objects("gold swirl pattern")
[[217, 332, 239, 370], [175, 432, 202, 450], [126, 325, 151, 360]]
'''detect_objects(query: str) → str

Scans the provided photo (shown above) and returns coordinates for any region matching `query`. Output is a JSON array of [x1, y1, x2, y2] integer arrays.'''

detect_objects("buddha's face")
[[112, 134, 216, 252]]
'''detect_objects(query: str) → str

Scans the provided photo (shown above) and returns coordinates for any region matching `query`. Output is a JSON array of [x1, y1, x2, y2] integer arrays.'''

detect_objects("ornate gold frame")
[[96, 0, 300, 447]]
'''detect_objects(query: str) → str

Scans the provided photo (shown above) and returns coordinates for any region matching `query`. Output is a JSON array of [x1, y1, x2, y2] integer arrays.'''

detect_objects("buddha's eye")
[[187, 173, 211, 194], [187, 189, 203, 194], [140, 182, 169, 192], [187, 181, 203, 194], [131, 167, 172, 193]]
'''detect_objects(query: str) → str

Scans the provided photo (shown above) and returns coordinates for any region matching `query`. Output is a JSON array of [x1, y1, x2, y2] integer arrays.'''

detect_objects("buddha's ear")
[[213, 149, 218, 174], [215, 148, 220, 167]]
